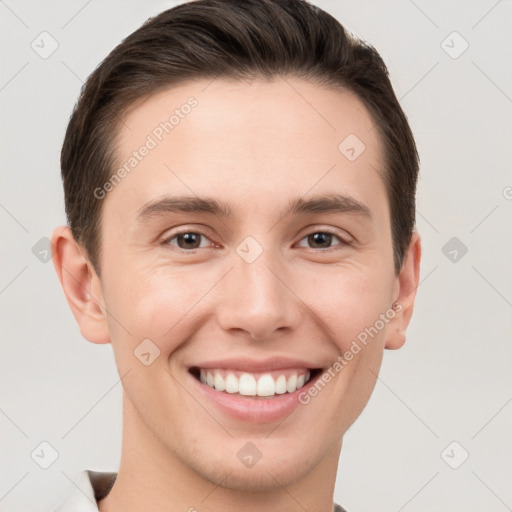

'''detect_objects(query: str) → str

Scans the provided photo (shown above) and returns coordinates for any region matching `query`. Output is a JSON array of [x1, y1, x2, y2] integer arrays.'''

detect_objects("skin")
[[51, 77, 421, 512]]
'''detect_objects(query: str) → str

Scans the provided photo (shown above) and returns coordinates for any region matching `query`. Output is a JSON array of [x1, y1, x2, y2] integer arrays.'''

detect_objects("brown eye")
[[296, 231, 349, 250], [165, 231, 211, 250], [308, 232, 333, 249]]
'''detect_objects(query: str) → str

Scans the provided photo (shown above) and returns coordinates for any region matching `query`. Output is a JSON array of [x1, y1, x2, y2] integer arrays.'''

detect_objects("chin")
[[181, 439, 320, 492], [205, 460, 310, 493]]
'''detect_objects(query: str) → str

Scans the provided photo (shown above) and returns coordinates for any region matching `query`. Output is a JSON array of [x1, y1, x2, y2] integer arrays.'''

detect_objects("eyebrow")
[[135, 193, 373, 223]]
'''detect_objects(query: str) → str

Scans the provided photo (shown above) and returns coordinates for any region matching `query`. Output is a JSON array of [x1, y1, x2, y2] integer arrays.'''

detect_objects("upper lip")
[[190, 357, 321, 373]]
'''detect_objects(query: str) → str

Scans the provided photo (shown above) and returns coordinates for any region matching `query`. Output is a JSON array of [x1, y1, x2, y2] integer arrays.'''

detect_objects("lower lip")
[[189, 370, 322, 423]]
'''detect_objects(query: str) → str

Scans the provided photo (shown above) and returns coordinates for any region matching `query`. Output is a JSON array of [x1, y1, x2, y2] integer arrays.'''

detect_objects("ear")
[[384, 229, 422, 350], [50, 225, 110, 344]]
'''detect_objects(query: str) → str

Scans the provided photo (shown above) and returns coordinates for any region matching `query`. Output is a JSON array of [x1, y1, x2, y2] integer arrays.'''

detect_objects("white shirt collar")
[[52, 470, 117, 512]]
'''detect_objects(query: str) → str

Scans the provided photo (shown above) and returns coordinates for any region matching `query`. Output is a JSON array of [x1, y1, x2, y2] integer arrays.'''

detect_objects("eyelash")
[[160, 227, 352, 253]]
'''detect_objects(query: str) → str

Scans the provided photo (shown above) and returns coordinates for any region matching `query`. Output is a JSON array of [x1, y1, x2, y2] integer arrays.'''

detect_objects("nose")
[[215, 248, 302, 341]]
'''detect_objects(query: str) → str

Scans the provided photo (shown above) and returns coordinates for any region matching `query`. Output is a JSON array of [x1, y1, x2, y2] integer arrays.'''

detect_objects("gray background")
[[1, 1, 511, 511]]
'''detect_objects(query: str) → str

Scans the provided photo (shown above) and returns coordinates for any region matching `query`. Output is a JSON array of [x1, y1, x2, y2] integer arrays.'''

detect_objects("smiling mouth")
[[189, 367, 322, 398]]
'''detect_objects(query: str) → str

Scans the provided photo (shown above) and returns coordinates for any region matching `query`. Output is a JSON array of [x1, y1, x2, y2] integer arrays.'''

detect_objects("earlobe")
[[50, 225, 111, 345], [384, 229, 422, 350]]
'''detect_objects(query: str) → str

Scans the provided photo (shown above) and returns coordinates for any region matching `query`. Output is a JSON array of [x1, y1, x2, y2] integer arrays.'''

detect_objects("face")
[[53, 77, 421, 492]]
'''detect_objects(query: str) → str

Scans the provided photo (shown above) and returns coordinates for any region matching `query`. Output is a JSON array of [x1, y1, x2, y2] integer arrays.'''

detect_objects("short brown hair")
[[61, 0, 419, 276]]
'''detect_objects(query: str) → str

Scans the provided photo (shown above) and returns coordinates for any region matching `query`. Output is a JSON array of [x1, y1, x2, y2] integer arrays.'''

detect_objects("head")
[[52, 0, 421, 493]]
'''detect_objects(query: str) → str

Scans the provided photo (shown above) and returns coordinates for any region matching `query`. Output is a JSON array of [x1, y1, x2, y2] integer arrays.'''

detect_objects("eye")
[[161, 228, 351, 253], [163, 230, 213, 251], [296, 230, 350, 250]]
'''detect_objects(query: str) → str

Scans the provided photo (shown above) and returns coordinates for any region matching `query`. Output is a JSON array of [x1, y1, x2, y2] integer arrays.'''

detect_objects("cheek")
[[106, 260, 225, 362], [299, 264, 392, 351]]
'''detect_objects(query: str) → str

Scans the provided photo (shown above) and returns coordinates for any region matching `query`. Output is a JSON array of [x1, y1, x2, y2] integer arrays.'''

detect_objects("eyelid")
[[296, 223, 353, 242]]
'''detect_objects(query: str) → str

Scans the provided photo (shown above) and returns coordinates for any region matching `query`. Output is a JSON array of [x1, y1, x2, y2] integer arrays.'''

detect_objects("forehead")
[[107, 77, 387, 224]]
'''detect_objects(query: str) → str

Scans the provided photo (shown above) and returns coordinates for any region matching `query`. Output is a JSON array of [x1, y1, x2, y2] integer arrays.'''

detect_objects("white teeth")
[[199, 369, 313, 397], [239, 373, 257, 396], [213, 371, 225, 392], [275, 375, 287, 394], [286, 374, 297, 393], [225, 373, 239, 394], [257, 374, 275, 396]]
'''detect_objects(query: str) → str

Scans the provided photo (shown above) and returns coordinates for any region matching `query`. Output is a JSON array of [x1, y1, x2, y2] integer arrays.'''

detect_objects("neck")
[[98, 392, 342, 512]]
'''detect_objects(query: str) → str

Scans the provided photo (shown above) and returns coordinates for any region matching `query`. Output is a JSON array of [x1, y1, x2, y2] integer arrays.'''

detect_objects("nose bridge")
[[216, 238, 300, 339]]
